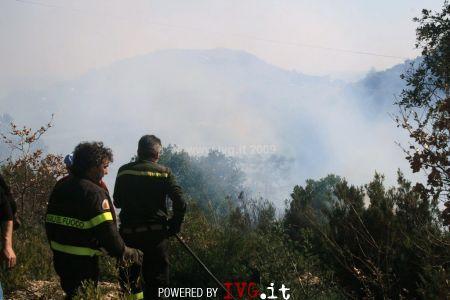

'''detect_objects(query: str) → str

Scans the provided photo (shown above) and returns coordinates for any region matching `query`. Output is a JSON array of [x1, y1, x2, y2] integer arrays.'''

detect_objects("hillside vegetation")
[[0, 2, 449, 299], [0, 118, 448, 299]]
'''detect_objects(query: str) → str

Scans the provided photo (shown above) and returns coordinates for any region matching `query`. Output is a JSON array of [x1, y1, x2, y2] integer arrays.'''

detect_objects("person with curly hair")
[[45, 142, 142, 299]]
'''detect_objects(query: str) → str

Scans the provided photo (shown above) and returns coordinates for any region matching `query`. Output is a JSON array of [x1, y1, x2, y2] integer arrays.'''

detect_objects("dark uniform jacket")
[[113, 159, 186, 227], [0, 185, 13, 223], [45, 176, 125, 258]]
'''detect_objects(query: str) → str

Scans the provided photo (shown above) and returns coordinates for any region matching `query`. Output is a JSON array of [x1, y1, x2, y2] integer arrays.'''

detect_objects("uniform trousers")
[[53, 252, 99, 299], [119, 229, 169, 299]]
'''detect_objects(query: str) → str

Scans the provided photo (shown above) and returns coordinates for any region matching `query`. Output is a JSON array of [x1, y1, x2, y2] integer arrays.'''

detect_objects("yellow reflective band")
[[50, 241, 103, 256], [46, 212, 113, 229], [118, 170, 169, 178], [127, 292, 144, 300], [89, 212, 113, 227]]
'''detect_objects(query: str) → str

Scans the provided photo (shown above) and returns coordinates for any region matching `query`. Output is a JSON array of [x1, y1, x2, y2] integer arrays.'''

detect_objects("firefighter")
[[45, 142, 142, 299], [114, 135, 186, 299], [0, 173, 17, 298]]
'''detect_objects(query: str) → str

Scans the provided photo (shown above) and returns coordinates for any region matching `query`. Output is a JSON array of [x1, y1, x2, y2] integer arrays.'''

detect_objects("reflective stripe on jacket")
[[113, 159, 186, 226], [45, 177, 125, 258]]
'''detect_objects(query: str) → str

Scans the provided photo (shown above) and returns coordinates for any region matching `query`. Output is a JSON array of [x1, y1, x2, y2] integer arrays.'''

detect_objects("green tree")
[[285, 172, 449, 298], [396, 1, 450, 205], [284, 175, 342, 242], [393, 172, 448, 299], [159, 146, 244, 210]]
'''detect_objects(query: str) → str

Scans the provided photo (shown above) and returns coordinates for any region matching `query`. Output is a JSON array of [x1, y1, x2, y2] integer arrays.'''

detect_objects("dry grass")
[[8, 280, 121, 300]]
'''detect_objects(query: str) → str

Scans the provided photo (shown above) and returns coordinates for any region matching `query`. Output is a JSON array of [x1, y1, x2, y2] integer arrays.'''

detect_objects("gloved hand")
[[121, 246, 143, 266], [167, 218, 182, 236]]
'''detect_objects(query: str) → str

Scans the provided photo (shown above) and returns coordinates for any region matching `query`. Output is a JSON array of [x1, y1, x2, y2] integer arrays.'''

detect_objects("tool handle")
[[175, 234, 238, 300]]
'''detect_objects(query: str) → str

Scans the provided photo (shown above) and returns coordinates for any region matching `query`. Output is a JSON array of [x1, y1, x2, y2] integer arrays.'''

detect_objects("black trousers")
[[53, 252, 99, 299], [119, 229, 169, 299]]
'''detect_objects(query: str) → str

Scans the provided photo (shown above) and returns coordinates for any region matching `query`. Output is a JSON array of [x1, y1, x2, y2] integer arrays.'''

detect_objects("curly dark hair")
[[71, 142, 113, 178]]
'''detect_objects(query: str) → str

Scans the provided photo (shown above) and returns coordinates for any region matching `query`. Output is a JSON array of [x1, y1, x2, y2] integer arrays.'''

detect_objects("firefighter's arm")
[[1, 220, 16, 269], [88, 191, 125, 258], [88, 191, 142, 263], [94, 221, 142, 264], [0, 195, 16, 269], [167, 170, 187, 235], [94, 220, 125, 258]]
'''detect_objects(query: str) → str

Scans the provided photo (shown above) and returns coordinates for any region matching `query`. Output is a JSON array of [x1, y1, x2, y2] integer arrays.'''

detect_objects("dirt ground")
[[8, 280, 120, 300]]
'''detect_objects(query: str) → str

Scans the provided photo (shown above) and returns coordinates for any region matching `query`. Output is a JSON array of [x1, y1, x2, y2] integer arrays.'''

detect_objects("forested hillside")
[[0, 47, 413, 205]]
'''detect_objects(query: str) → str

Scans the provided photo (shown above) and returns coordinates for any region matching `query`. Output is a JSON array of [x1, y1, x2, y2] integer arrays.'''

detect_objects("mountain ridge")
[[0, 48, 414, 205]]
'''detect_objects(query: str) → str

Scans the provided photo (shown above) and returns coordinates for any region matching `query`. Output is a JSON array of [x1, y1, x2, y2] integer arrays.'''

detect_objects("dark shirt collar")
[[138, 158, 157, 164]]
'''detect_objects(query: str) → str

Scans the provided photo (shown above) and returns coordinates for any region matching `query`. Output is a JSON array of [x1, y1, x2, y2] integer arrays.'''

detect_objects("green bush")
[[284, 172, 450, 298], [170, 199, 343, 299]]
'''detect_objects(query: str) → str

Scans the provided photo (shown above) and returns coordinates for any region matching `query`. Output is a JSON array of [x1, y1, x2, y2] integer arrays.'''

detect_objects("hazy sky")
[[0, 0, 445, 87]]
